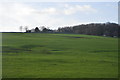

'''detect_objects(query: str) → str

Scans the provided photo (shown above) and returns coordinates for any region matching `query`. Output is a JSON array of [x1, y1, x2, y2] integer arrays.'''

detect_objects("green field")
[[2, 33, 118, 78]]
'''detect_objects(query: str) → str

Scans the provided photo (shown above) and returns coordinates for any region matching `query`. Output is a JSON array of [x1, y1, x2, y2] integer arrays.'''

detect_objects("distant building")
[[103, 35, 106, 37]]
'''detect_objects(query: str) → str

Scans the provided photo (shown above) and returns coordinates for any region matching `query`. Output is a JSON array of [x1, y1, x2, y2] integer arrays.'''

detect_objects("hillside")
[[2, 33, 118, 78]]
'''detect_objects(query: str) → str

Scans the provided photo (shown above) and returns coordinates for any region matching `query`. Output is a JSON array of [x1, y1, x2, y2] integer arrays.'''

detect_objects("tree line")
[[20, 22, 120, 37], [57, 22, 120, 37], [19, 26, 53, 33]]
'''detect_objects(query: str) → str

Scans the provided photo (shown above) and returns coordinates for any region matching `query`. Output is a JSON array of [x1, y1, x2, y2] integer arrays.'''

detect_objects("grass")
[[2, 33, 118, 78]]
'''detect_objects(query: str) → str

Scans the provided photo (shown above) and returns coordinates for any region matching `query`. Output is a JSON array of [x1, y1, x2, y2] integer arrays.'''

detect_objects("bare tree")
[[24, 26, 28, 32], [40, 26, 45, 31], [19, 26, 23, 32]]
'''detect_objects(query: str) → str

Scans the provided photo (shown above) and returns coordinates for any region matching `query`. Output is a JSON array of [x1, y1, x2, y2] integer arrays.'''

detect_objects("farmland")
[[2, 33, 118, 78]]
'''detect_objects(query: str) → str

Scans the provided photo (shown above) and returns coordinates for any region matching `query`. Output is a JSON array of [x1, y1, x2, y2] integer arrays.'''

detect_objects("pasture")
[[2, 33, 118, 78]]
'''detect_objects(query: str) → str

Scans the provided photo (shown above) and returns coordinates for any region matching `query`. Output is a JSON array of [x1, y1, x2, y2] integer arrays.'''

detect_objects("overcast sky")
[[0, 1, 118, 32]]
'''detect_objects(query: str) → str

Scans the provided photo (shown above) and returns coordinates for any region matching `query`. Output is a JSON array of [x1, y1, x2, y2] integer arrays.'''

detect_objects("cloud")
[[0, 2, 97, 32], [0, 3, 57, 31], [33, 4, 97, 15], [63, 4, 97, 15], [40, 8, 57, 14]]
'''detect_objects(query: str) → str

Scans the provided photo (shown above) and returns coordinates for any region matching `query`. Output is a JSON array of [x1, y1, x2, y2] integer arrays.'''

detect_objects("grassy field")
[[2, 33, 118, 78]]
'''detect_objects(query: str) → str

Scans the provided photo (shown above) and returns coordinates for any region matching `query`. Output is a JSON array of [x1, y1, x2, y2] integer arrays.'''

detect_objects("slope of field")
[[2, 33, 118, 78]]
